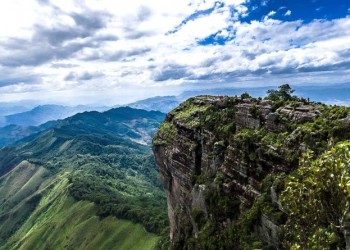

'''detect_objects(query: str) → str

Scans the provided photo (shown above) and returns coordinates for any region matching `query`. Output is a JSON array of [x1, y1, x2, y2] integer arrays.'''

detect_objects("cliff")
[[153, 95, 350, 249]]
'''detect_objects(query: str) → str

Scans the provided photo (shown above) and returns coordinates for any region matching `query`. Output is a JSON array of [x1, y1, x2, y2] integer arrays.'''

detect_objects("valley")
[[1, 0, 349, 249], [1, 86, 350, 249], [0, 107, 167, 250]]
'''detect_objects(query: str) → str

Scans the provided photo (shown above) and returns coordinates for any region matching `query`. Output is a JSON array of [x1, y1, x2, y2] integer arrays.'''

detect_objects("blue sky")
[[0, 0, 349, 105], [244, 0, 349, 23]]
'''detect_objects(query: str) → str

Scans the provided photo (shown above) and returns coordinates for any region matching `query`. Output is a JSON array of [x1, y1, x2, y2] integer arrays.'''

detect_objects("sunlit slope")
[[2, 174, 158, 250], [0, 107, 167, 249]]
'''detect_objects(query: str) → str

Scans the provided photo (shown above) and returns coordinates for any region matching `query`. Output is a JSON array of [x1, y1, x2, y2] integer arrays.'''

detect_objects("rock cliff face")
[[153, 95, 350, 249]]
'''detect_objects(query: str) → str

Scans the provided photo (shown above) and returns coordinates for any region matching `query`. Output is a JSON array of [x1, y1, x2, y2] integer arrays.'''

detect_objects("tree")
[[266, 84, 294, 101], [280, 141, 350, 249], [240, 92, 251, 99]]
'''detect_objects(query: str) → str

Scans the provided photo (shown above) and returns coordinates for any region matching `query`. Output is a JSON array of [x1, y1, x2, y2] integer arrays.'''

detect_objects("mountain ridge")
[[0, 106, 167, 249], [4, 104, 109, 127]]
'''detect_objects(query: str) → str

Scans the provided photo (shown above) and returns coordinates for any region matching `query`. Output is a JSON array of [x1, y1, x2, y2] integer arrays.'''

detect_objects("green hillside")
[[0, 107, 167, 249], [0, 125, 41, 148], [2, 173, 159, 250]]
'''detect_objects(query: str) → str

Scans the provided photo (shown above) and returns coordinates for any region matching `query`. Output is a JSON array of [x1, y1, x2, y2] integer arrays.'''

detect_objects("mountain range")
[[1, 104, 109, 127], [0, 123, 53, 148], [1, 86, 350, 249], [0, 107, 167, 250], [0, 105, 109, 148], [1, 83, 349, 150]]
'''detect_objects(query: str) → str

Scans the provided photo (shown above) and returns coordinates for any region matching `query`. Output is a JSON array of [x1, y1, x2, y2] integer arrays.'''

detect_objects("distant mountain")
[[0, 105, 30, 117], [3, 104, 109, 127], [54, 107, 166, 145], [180, 83, 350, 105], [293, 83, 350, 105], [0, 106, 163, 149], [0, 104, 32, 127], [124, 83, 350, 114], [122, 89, 271, 113], [0, 104, 109, 148], [123, 95, 180, 113], [0, 101, 38, 116], [0, 125, 41, 148], [0, 121, 56, 148], [0, 107, 167, 249], [179, 86, 269, 100]]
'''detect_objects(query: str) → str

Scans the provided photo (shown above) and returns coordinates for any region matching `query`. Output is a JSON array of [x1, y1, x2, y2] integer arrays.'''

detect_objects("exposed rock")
[[340, 114, 350, 126], [271, 185, 283, 211], [277, 104, 320, 123], [265, 113, 286, 132], [153, 95, 350, 249], [255, 214, 281, 247], [191, 185, 207, 216], [235, 103, 264, 131]]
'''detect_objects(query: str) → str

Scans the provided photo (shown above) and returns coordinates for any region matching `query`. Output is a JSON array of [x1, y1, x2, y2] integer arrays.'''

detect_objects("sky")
[[0, 0, 349, 105]]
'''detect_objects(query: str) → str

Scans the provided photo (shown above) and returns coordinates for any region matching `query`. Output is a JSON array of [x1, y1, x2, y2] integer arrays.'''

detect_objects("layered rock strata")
[[153, 95, 350, 249]]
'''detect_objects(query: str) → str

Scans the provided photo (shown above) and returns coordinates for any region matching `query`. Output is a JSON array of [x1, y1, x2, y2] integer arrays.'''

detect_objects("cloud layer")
[[0, 0, 349, 104]]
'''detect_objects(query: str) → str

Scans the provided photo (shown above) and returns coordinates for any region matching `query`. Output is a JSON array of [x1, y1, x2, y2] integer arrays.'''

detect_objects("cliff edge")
[[153, 94, 350, 249]]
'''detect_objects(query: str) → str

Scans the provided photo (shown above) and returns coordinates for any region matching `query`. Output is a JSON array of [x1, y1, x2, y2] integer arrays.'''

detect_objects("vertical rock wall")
[[153, 95, 339, 249]]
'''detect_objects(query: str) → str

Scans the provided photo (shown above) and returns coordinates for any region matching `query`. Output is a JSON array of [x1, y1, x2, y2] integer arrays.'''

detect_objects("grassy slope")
[[2, 172, 159, 250], [0, 107, 167, 249], [0, 161, 49, 243]]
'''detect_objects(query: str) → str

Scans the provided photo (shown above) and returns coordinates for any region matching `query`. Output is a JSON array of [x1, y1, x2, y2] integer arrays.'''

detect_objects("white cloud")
[[261, 0, 269, 6], [267, 10, 276, 17], [285, 10, 291, 16], [325, 99, 350, 106], [0, 0, 349, 105], [263, 10, 276, 21]]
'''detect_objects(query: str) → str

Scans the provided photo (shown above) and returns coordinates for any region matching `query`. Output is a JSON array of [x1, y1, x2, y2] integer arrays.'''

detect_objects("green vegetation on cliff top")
[[154, 85, 350, 249]]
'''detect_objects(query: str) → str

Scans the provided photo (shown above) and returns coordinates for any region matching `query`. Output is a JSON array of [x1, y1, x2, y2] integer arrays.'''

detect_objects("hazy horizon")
[[0, 83, 349, 109]]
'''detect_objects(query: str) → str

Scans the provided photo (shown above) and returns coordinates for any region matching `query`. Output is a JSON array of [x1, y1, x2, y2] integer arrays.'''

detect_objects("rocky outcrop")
[[277, 104, 320, 123], [255, 214, 281, 246], [234, 100, 320, 133], [153, 95, 350, 249]]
